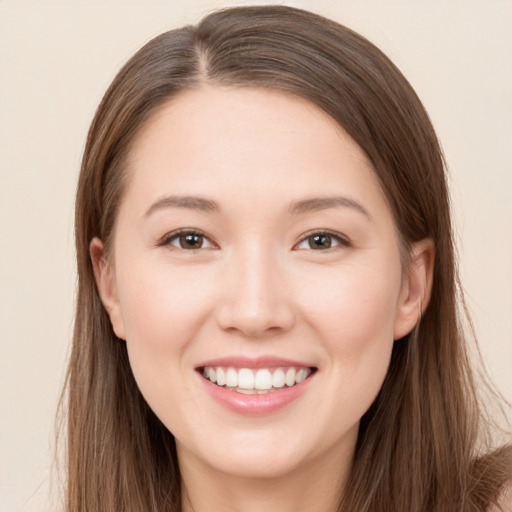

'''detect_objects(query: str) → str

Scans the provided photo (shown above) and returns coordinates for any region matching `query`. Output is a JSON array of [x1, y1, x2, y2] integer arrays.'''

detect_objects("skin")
[[91, 86, 434, 512]]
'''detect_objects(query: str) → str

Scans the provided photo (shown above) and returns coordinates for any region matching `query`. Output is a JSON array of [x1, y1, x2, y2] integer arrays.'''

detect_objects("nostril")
[[216, 302, 296, 338]]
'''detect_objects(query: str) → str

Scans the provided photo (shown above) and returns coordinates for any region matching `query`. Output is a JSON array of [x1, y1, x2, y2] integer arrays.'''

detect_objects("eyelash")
[[294, 230, 351, 251], [158, 229, 217, 250], [158, 229, 351, 251]]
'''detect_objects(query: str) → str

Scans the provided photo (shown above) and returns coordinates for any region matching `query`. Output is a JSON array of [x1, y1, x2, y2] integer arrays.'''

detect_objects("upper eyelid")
[[158, 228, 216, 247], [295, 229, 351, 245]]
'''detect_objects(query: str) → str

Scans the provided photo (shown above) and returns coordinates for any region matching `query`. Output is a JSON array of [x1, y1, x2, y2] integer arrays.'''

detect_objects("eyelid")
[[293, 229, 351, 250]]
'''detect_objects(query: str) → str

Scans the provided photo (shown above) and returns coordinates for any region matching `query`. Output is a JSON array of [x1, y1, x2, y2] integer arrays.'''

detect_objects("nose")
[[215, 244, 296, 338]]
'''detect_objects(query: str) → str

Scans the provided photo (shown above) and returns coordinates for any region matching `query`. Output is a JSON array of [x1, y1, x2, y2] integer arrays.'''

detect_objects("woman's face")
[[93, 86, 425, 480]]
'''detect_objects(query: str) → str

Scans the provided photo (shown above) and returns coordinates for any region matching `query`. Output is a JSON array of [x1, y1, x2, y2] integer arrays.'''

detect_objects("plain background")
[[1, 1, 511, 510]]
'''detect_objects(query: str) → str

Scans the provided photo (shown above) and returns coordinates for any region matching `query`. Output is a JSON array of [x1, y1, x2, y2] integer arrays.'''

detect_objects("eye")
[[160, 230, 216, 250], [295, 231, 350, 250]]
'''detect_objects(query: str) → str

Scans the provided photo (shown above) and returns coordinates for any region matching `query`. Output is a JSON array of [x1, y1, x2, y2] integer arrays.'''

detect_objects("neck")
[[179, 440, 354, 512]]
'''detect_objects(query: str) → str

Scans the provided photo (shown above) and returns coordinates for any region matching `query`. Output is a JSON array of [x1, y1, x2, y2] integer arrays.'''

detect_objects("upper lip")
[[197, 356, 315, 370]]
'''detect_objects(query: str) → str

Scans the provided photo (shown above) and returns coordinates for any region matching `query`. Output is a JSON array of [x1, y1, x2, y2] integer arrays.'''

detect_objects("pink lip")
[[197, 356, 312, 370], [200, 377, 313, 415]]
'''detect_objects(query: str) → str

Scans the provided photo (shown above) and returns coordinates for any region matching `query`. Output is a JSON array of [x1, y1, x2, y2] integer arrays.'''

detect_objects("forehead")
[[122, 85, 388, 220]]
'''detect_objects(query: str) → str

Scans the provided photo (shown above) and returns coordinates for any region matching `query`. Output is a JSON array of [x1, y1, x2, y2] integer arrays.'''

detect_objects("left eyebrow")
[[144, 195, 221, 217], [289, 196, 372, 219]]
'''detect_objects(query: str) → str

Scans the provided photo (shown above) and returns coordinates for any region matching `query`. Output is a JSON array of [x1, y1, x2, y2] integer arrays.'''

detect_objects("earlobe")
[[89, 237, 126, 340], [393, 238, 435, 340]]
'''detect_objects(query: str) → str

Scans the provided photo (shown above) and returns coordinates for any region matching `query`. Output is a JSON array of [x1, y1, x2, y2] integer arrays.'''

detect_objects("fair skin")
[[91, 86, 434, 512]]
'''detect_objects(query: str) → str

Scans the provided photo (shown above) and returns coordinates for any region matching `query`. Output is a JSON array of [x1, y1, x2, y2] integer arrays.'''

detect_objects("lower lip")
[[199, 373, 314, 415]]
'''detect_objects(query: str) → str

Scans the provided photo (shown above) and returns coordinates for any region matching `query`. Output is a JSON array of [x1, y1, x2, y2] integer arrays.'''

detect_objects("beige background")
[[1, 1, 511, 510]]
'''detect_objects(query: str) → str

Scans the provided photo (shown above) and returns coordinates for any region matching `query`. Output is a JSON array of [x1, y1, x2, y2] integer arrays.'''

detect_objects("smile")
[[201, 366, 314, 394]]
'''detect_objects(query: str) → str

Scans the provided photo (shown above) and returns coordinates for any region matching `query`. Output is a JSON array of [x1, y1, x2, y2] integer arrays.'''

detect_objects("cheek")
[[304, 268, 400, 426], [298, 257, 401, 399], [117, 260, 212, 344], [303, 261, 401, 342], [114, 261, 214, 398]]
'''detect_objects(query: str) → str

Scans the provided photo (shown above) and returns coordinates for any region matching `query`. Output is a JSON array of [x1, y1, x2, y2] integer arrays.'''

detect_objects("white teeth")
[[272, 368, 285, 388], [202, 366, 312, 392], [225, 367, 238, 387], [285, 368, 296, 387], [295, 368, 308, 384], [238, 368, 254, 389], [254, 369, 272, 390], [216, 367, 226, 386]]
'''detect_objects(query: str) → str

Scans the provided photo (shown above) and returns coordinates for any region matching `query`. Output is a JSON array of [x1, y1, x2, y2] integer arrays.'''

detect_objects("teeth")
[[216, 367, 226, 386], [272, 368, 285, 388], [225, 368, 238, 387], [296, 368, 308, 383], [254, 369, 272, 390], [202, 366, 312, 392], [238, 368, 255, 389]]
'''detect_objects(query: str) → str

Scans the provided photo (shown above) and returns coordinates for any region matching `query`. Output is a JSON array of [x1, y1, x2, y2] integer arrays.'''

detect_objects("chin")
[[206, 450, 306, 480], [176, 428, 313, 480]]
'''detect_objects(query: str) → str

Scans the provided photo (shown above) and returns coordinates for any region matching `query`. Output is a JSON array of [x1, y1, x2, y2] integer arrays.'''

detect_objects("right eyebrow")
[[144, 195, 220, 217]]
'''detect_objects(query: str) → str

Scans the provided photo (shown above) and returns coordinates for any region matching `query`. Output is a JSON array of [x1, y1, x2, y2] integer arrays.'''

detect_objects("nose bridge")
[[217, 240, 294, 336]]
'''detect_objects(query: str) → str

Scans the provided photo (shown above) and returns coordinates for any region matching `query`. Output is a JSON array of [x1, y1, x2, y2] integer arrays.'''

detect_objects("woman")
[[63, 5, 511, 511]]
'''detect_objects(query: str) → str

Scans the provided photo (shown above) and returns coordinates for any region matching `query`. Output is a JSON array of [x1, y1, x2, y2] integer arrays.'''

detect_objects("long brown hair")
[[63, 5, 511, 511]]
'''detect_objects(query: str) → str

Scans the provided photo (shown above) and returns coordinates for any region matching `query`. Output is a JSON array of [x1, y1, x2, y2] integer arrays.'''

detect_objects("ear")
[[89, 237, 126, 340], [393, 238, 435, 340]]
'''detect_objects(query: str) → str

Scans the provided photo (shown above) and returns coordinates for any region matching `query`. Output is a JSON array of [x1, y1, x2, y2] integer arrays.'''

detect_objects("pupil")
[[311, 234, 331, 249], [181, 234, 202, 248]]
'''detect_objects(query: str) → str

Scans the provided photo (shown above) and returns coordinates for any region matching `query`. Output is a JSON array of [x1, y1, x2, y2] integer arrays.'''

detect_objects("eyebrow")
[[289, 196, 371, 219], [144, 195, 220, 217]]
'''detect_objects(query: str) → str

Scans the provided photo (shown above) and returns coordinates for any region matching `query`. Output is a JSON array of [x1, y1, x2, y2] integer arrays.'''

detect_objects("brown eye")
[[178, 233, 204, 249], [295, 231, 349, 251], [308, 234, 333, 249], [164, 230, 215, 250]]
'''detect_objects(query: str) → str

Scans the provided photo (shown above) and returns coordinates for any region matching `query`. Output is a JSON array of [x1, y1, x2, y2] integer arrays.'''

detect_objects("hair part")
[[63, 5, 511, 511]]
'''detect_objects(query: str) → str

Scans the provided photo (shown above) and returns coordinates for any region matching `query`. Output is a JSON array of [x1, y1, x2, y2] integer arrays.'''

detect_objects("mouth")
[[198, 365, 317, 395]]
